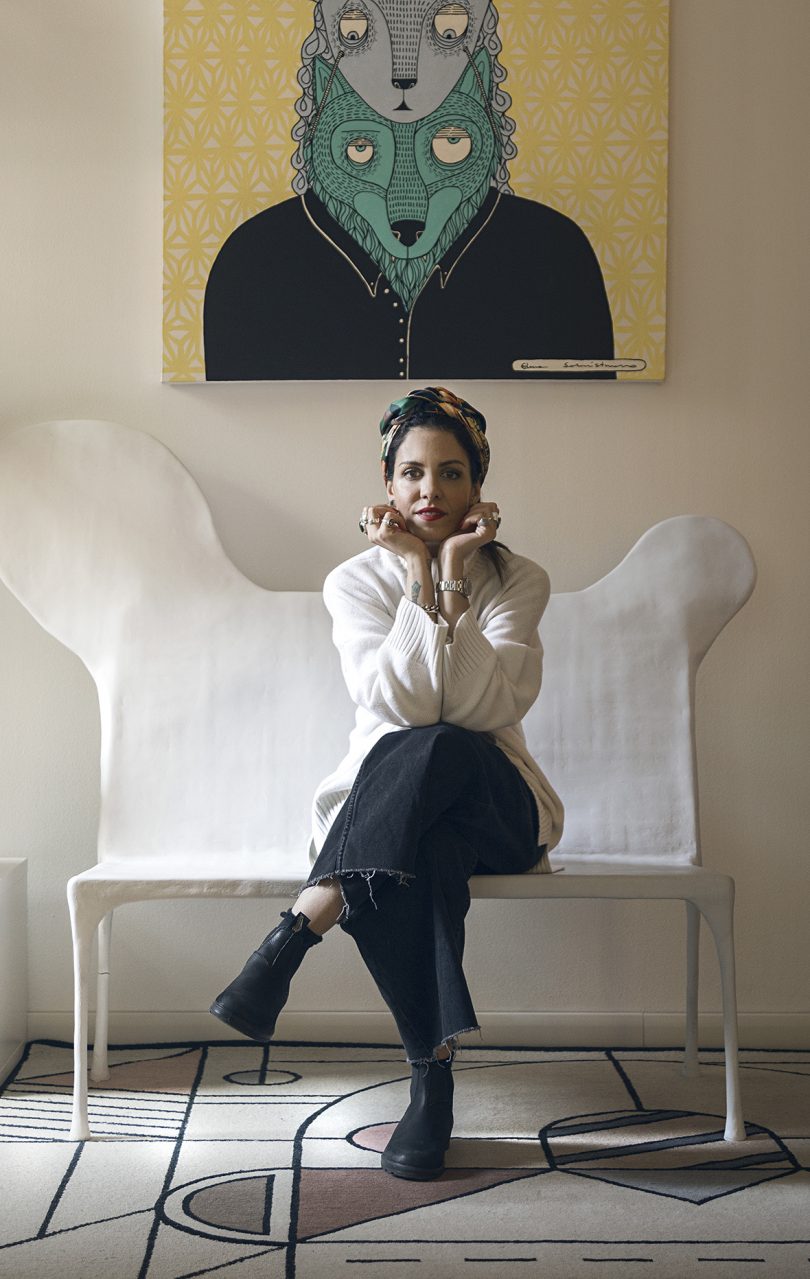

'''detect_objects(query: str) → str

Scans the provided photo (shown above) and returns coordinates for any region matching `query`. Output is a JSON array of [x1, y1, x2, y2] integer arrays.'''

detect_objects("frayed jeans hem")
[[300, 867, 415, 921], [406, 1024, 482, 1067]]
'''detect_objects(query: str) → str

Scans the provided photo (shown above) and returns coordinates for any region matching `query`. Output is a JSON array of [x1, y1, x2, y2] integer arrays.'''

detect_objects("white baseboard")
[[0, 859, 27, 1085], [0, 1042, 25, 1084], [26, 1010, 810, 1050], [641, 1012, 810, 1050]]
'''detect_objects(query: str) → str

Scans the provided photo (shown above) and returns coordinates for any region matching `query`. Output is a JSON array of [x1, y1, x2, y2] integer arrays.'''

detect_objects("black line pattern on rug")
[[174, 1247, 282, 1278], [286, 1060, 564, 1262], [138, 1045, 208, 1279], [259, 1043, 270, 1085], [2, 1100, 185, 1116], [0, 1136, 64, 1144], [196, 1097, 329, 1103], [286, 1071, 413, 1277], [29, 1039, 800, 1056], [158, 1168, 285, 1246], [607, 1049, 645, 1109], [17, 1044, 201, 1082], [294, 1237, 810, 1245], [37, 1138, 83, 1236], [563, 1157, 798, 1205], [0, 1208, 156, 1252], [7, 1115, 181, 1132], [736, 1065, 810, 1079], [298, 1171, 546, 1243], [3, 1042, 809, 1271], [6, 1084, 191, 1097]]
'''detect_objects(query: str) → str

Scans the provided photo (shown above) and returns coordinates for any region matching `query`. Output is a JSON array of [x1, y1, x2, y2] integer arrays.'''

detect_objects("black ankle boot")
[[381, 1057, 454, 1180], [209, 910, 321, 1041]]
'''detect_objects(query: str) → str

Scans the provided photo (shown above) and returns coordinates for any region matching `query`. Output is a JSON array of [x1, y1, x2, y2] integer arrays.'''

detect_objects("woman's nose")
[[421, 476, 442, 500]]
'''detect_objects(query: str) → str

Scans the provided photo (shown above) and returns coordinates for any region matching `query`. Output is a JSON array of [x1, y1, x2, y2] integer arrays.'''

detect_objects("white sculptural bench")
[[0, 420, 756, 1142]]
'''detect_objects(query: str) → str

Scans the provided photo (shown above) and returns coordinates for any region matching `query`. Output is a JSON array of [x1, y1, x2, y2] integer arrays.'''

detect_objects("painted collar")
[[300, 187, 502, 304]]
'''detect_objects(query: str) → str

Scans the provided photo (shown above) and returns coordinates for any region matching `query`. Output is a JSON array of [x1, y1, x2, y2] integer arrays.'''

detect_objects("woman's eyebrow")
[[398, 458, 465, 467]]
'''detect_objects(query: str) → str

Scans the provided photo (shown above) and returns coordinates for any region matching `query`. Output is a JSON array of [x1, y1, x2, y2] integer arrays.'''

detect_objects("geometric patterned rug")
[[1, 1042, 808, 1278]]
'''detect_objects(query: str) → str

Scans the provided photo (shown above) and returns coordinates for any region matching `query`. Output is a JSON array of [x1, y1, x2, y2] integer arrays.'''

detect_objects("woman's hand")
[[360, 504, 436, 619], [439, 501, 501, 573], [360, 505, 427, 562], [437, 502, 500, 637]]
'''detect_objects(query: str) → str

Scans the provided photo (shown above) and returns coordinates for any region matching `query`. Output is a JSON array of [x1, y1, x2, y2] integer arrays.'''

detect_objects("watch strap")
[[437, 578, 471, 598]]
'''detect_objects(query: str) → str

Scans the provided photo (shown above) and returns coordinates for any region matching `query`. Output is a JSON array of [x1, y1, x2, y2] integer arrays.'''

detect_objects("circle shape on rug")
[[540, 1109, 797, 1204], [222, 1068, 300, 1086]]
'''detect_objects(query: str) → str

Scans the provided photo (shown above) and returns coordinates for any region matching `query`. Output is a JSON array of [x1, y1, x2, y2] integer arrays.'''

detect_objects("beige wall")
[[1, 1, 808, 1047]]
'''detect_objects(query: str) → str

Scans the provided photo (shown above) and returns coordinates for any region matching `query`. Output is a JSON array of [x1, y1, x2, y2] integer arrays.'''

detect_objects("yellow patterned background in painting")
[[164, 0, 668, 382]]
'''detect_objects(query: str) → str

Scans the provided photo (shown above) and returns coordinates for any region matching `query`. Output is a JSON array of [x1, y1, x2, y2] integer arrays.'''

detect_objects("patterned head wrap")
[[379, 386, 490, 481]]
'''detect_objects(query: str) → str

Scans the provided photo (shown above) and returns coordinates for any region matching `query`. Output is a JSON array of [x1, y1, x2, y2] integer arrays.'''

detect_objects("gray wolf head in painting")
[[292, 0, 516, 194], [302, 50, 499, 309], [320, 0, 489, 118]]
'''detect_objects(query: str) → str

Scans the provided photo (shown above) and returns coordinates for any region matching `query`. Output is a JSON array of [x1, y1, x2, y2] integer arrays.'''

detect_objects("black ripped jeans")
[[306, 724, 545, 1063]]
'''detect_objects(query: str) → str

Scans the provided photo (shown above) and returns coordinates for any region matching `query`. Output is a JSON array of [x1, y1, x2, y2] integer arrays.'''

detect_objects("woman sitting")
[[210, 386, 563, 1180]]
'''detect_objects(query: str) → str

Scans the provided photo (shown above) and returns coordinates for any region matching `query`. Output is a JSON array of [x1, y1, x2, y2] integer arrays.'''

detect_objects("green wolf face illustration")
[[304, 50, 498, 308]]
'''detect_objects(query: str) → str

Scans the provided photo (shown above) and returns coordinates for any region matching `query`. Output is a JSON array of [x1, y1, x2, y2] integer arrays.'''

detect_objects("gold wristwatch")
[[437, 577, 472, 599]]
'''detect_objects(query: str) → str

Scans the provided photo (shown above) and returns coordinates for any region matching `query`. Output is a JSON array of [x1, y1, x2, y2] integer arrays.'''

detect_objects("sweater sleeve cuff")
[[443, 608, 493, 679], [384, 597, 447, 666]]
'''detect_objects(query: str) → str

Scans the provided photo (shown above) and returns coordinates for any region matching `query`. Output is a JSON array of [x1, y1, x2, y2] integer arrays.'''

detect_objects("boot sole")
[[208, 999, 273, 1043], [381, 1153, 445, 1181]]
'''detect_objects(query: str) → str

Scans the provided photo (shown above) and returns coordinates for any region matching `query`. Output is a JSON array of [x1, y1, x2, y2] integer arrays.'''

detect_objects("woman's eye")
[[339, 10, 369, 45], [433, 4, 469, 42], [431, 126, 472, 165], [346, 137, 375, 165], [443, 470, 461, 480]]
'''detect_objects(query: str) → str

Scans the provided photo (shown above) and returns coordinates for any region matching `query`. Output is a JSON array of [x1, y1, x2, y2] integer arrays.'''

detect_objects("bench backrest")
[[0, 420, 755, 867]]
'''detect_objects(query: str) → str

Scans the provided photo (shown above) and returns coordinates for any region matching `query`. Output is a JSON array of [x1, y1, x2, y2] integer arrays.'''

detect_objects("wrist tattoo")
[[411, 580, 421, 603]]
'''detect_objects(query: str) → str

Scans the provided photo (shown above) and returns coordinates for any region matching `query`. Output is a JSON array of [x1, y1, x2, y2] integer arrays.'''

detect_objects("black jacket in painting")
[[203, 188, 615, 381]]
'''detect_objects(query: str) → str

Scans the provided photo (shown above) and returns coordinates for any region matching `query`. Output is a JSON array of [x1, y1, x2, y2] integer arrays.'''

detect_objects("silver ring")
[[366, 516, 380, 526], [383, 516, 400, 529], [358, 518, 368, 532]]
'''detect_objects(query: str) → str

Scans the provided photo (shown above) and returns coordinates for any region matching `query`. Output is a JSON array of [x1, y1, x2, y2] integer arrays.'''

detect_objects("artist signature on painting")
[[513, 358, 648, 372]]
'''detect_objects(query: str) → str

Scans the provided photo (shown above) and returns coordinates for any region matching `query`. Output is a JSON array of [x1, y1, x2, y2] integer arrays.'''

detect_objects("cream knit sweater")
[[310, 545, 564, 870]]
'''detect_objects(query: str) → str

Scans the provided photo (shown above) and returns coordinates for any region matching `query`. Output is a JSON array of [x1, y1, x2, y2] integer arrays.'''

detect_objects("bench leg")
[[699, 884, 745, 1142], [683, 901, 700, 1076], [67, 881, 108, 1141], [67, 883, 93, 1139], [91, 912, 113, 1082]]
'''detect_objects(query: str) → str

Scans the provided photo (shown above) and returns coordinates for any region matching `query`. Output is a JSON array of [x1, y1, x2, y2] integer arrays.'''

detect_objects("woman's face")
[[385, 427, 480, 550]]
